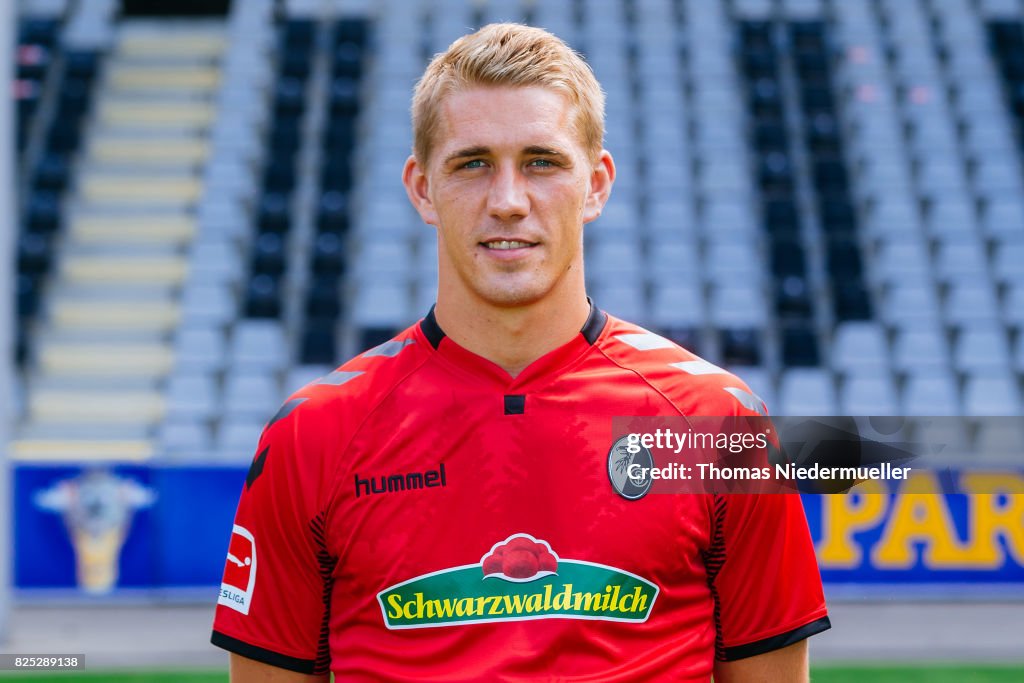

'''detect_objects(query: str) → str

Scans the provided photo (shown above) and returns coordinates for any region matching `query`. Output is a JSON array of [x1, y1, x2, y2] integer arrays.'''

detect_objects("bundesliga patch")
[[377, 533, 659, 629], [218, 525, 257, 615]]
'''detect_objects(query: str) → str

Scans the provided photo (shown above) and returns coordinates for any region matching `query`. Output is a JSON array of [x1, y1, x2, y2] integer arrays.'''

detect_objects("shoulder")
[[265, 322, 431, 443], [238, 325, 432, 513], [596, 314, 768, 417]]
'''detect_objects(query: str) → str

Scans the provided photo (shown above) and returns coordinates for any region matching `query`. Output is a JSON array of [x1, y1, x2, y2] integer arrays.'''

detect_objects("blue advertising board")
[[15, 464, 242, 593], [806, 470, 1024, 589]]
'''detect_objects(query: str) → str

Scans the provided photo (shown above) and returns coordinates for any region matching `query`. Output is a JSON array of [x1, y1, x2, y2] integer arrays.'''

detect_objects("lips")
[[481, 239, 538, 250]]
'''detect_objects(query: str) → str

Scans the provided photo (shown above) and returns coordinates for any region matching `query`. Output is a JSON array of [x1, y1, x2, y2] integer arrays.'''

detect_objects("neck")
[[433, 281, 591, 378]]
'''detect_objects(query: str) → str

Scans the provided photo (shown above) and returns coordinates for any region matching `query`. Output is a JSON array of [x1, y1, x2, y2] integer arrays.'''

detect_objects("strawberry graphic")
[[481, 534, 559, 581]]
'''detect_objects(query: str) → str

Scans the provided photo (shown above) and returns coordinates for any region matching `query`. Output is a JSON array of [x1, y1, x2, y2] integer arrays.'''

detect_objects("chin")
[[474, 281, 553, 308]]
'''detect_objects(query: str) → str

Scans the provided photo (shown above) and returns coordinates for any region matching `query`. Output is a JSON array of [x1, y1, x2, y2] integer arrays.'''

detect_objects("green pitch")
[[812, 666, 1024, 683], [0, 666, 1021, 681]]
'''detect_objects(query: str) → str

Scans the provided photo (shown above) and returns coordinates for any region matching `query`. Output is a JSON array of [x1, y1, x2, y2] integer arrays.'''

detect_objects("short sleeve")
[[707, 492, 831, 661], [211, 397, 336, 675]]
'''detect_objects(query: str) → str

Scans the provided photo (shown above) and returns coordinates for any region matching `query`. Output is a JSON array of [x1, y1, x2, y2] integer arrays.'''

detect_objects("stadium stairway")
[[14, 21, 227, 462]]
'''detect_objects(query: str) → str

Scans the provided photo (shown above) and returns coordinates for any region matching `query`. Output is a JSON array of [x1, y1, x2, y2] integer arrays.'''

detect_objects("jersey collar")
[[417, 298, 608, 389]]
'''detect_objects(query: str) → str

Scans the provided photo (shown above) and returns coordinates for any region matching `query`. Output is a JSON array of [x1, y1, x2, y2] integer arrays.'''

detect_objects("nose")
[[487, 163, 530, 221]]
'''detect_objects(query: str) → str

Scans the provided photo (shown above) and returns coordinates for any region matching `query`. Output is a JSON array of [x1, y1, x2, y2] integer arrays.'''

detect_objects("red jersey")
[[211, 304, 829, 681]]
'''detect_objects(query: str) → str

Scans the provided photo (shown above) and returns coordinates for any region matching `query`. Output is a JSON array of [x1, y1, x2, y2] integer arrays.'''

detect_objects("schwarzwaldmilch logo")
[[377, 533, 659, 629]]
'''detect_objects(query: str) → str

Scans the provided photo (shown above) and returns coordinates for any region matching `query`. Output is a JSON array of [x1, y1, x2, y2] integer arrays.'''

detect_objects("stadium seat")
[[317, 191, 350, 233], [720, 329, 763, 366], [779, 368, 836, 415], [17, 233, 52, 276], [16, 274, 41, 322], [934, 241, 989, 282], [230, 320, 288, 372], [649, 285, 704, 329], [892, 326, 952, 372], [962, 374, 1022, 416], [311, 232, 347, 276], [250, 232, 287, 276], [945, 283, 1001, 327], [25, 191, 61, 234], [770, 238, 807, 278], [592, 285, 648, 322], [159, 419, 214, 459], [709, 285, 767, 327], [188, 238, 242, 285], [781, 325, 821, 367], [705, 242, 760, 281], [244, 274, 282, 318], [183, 282, 236, 325], [165, 374, 220, 420], [174, 327, 228, 371], [902, 371, 961, 415], [300, 317, 338, 365], [825, 238, 865, 279], [994, 241, 1024, 284], [927, 197, 977, 238], [775, 276, 814, 320], [954, 327, 1013, 373], [223, 373, 281, 420], [819, 195, 857, 235], [258, 192, 292, 233], [832, 322, 889, 373], [881, 284, 942, 329], [841, 374, 899, 415]]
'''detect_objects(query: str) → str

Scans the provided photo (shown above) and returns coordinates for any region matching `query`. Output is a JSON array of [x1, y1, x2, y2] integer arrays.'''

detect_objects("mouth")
[[480, 239, 539, 251]]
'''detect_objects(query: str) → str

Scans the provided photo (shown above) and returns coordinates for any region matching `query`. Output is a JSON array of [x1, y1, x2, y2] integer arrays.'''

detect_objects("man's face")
[[404, 85, 614, 308]]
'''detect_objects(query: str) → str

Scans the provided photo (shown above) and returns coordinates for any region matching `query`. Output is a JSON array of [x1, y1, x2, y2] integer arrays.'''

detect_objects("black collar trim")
[[580, 297, 608, 345], [420, 298, 607, 350], [421, 305, 445, 349]]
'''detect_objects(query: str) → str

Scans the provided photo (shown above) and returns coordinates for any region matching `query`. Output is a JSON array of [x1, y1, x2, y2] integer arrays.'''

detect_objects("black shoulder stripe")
[[211, 630, 316, 674], [245, 447, 269, 490], [722, 615, 832, 661]]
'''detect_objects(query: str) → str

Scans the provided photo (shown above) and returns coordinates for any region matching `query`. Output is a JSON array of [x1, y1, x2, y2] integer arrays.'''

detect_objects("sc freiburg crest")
[[607, 436, 653, 500]]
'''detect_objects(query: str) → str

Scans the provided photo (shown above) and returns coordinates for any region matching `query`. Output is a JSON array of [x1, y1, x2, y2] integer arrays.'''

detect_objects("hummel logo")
[[354, 463, 448, 498]]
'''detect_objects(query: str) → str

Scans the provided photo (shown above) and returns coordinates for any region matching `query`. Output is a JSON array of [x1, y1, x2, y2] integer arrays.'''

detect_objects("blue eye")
[[530, 159, 554, 167], [462, 159, 485, 169]]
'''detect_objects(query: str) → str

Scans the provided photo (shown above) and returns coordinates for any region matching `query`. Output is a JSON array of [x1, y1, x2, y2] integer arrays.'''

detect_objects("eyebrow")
[[443, 146, 490, 165], [442, 145, 569, 166], [523, 146, 566, 157]]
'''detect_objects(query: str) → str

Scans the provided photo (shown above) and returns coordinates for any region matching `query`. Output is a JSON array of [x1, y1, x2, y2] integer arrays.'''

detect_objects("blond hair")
[[411, 23, 605, 165]]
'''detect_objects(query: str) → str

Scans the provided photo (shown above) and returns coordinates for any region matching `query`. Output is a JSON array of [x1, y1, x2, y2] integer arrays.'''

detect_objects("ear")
[[402, 154, 440, 226], [582, 150, 616, 224]]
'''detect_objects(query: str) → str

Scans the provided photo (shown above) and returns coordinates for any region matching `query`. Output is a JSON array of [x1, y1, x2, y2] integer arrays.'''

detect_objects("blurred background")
[[1, 0, 1023, 679]]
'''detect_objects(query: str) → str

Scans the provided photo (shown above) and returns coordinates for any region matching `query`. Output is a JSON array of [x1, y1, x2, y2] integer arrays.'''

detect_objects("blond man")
[[213, 23, 829, 681]]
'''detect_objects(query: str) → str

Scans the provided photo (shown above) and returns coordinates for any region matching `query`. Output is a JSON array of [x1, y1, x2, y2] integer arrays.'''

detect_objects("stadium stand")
[[10, 0, 1024, 465]]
